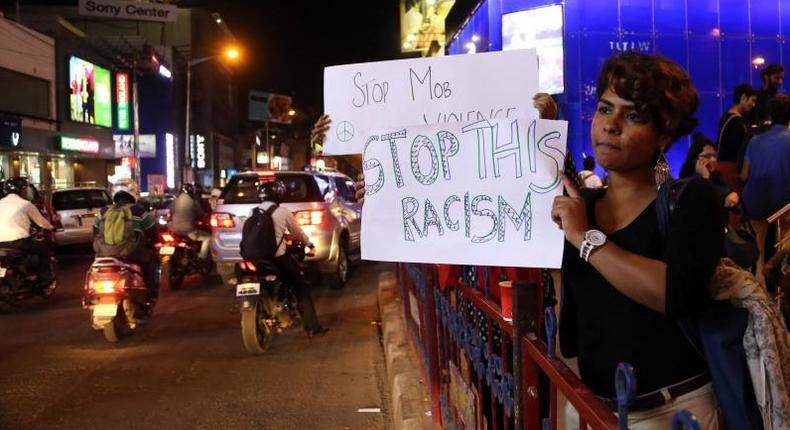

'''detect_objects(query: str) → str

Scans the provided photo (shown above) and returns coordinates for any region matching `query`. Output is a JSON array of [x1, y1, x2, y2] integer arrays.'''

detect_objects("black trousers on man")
[[0, 236, 54, 282], [125, 246, 158, 298], [272, 253, 321, 332]]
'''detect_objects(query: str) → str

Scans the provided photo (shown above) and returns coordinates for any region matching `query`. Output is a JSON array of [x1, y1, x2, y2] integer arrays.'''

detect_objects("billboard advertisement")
[[116, 73, 130, 130], [248, 91, 293, 124], [69, 56, 113, 128], [400, 0, 455, 56], [113, 134, 156, 158], [502, 4, 565, 94]]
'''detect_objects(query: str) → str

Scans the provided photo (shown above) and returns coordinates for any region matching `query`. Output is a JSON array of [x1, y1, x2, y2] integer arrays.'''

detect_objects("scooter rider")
[[256, 180, 328, 337], [93, 183, 159, 298], [0, 177, 55, 284], [169, 183, 211, 262]]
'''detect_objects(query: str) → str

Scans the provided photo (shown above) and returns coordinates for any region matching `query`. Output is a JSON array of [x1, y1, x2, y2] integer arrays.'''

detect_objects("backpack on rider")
[[94, 200, 140, 258], [239, 204, 282, 261]]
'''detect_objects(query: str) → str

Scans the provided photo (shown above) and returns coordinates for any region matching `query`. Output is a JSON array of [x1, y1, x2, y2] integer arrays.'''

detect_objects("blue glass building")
[[447, 0, 789, 176]]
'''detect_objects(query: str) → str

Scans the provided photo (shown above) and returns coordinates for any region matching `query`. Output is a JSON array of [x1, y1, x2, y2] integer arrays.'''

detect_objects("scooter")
[[82, 257, 153, 342], [0, 230, 57, 313]]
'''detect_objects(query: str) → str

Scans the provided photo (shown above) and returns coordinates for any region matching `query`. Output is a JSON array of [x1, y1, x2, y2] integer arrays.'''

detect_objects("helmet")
[[210, 188, 222, 198], [179, 183, 196, 198], [3, 177, 28, 196], [257, 180, 286, 203], [111, 180, 139, 204]]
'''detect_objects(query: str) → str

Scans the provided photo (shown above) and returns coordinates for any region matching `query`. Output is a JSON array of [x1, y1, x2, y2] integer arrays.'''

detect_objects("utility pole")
[[132, 59, 141, 186]]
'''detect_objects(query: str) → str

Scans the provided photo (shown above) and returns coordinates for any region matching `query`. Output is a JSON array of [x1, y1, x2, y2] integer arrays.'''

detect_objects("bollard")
[[615, 362, 636, 430], [671, 410, 700, 430], [544, 307, 557, 359]]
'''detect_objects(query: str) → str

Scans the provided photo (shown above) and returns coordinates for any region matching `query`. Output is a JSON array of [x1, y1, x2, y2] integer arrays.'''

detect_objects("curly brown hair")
[[596, 51, 699, 145]]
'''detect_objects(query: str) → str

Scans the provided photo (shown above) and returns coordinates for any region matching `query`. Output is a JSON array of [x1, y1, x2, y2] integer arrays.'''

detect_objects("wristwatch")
[[579, 229, 607, 262]]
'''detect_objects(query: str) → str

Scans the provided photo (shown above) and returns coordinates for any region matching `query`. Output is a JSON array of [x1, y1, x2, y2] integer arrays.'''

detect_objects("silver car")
[[50, 187, 111, 246], [210, 170, 361, 289]]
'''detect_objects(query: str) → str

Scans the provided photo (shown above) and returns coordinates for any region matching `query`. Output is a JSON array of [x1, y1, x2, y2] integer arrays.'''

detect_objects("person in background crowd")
[[327, 52, 724, 429], [579, 155, 604, 188], [741, 94, 790, 284], [680, 132, 739, 221], [717, 83, 757, 189], [749, 64, 785, 128]]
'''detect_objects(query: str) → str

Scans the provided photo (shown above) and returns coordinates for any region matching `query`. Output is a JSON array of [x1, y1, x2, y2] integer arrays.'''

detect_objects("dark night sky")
[[219, 1, 402, 117], [5, 0, 403, 117]]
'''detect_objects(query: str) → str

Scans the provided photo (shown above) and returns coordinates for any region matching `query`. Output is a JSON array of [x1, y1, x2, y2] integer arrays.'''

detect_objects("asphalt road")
[[0, 248, 393, 430]]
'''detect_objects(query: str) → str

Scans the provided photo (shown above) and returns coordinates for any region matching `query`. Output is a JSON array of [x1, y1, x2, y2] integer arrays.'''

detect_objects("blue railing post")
[[671, 410, 700, 430], [544, 307, 557, 359]]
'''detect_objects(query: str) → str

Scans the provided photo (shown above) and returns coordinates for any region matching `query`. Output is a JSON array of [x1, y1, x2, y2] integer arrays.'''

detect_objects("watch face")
[[585, 229, 606, 246]]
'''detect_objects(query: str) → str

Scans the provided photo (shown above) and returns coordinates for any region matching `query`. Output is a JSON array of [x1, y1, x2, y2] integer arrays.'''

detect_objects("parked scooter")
[[82, 257, 153, 342], [233, 238, 312, 354], [0, 230, 57, 313]]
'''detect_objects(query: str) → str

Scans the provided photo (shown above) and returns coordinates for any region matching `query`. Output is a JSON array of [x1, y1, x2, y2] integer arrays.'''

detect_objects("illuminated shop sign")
[[195, 134, 206, 169], [59, 136, 100, 154], [165, 133, 175, 188], [0, 114, 21, 148], [116, 73, 130, 130]]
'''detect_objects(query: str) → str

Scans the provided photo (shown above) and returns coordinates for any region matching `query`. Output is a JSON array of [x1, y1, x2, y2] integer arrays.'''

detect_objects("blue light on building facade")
[[448, 0, 789, 176]]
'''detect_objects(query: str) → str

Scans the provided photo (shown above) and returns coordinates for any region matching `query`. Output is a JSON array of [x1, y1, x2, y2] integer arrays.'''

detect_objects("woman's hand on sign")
[[311, 114, 332, 146], [354, 173, 366, 206], [533, 93, 558, 120], [551, 173, 589, 248]]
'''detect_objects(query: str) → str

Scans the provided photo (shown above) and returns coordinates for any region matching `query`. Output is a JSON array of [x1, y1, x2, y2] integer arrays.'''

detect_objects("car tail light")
[[240, 261, 257, 272], [210, 212, 235, 228], [295, 210, 324, 226], [161, 233, 175, 243]]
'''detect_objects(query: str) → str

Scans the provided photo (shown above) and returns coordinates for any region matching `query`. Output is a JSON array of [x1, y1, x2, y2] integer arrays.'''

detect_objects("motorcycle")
[[233, 239, 312, 354], [82, 257, 152, 342], [0, 230, 57, 313], [157, 224, 212, 291]]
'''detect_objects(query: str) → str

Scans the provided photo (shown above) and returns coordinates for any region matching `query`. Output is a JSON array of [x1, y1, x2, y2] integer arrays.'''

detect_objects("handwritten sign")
[[324, 49, 539, 155], [361, 117, 568, 269]]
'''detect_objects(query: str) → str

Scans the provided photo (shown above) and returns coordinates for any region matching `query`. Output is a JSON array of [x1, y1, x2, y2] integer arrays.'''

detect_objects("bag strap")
[[262, 204, 285, 252], [717, 113, 741, 150]]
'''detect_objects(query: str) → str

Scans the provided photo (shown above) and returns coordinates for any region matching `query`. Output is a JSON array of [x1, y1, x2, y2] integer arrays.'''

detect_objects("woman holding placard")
[[317, 51, 725, 429]]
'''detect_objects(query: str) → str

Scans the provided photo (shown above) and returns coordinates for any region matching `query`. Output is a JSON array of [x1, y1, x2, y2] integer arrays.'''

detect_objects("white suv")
[[210, 170, 362, 288], [50, 187, 111, 246]]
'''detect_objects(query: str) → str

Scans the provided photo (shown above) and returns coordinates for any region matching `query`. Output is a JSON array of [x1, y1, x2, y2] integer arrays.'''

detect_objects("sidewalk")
[[377, 270, 439, 430]]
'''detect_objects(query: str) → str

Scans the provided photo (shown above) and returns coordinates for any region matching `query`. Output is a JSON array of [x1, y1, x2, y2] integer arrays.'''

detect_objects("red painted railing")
[[397, 262, 619, 430]]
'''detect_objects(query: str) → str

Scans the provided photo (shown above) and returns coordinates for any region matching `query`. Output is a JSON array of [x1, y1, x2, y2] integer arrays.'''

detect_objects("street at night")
[[0, 248, 392, 430]]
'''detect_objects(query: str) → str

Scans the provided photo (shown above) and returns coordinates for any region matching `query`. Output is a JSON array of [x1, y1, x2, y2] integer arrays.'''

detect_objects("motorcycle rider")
[[93, 183, 159, 299], [0, 177, 55, 284], [254, 180, 328, 337], [169, 183, 211, 262]]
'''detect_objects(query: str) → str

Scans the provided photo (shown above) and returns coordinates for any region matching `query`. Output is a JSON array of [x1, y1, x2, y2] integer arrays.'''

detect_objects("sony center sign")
[[79, 0, 177, 23]]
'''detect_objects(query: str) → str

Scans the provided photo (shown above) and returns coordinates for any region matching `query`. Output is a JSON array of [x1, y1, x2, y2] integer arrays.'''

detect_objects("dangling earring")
[[654, 151, 670, 187]]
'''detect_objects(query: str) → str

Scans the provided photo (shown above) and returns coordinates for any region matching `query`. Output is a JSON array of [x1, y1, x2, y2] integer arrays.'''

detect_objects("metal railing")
[[397, 262, 701, 430]]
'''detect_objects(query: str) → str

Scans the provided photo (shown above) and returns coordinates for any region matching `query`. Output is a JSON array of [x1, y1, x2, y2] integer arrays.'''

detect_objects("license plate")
[[93, 303, 118, 317], [160, 246, 175, 255], [0, 267, 6, 278], [236, 283, 260, 296]]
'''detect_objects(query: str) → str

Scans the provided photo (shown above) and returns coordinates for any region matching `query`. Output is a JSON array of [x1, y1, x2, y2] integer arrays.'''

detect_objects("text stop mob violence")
[[363, 119, 566, 244]]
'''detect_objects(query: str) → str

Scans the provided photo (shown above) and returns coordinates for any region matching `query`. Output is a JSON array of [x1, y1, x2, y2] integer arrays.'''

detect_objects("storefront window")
[[50, 158, 74, 189], [0, 154, 11, 180], [17, 154, 41, 187]]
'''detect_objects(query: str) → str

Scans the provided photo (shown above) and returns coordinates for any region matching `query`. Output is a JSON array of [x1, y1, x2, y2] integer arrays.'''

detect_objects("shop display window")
[[50, 158, 74, 189], [17, 155, 41, 187]]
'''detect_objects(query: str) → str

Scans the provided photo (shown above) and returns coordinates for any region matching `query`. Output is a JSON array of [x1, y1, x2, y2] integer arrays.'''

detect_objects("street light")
[[183, 46, 241, 183]]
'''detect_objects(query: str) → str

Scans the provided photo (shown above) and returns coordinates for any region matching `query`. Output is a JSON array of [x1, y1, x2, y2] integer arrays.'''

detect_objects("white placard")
[[78, 0, 177, 22], [361, 117, 568, 269], [323, 49, 539, 155]]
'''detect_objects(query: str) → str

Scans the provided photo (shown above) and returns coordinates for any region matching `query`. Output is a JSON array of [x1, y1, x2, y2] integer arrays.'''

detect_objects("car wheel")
[[326, 244, 348, 289]]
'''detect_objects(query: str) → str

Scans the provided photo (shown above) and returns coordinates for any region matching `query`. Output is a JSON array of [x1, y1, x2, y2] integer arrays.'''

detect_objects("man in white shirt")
[[255, 180, 327, 337], [0, 178, 54, 283], [579, 155, 604, 188]]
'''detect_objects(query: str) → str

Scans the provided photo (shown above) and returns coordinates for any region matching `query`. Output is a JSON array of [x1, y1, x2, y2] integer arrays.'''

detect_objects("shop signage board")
[[0, 114, 21, 148], [59, 136, 100, 154], [116, 73, 130, 130], [165, 133, 175, 189], [195, 134, 207, 169], [361, 116, 567, 269], [113, 134, 156, 158], [78, 0, 177, 22], [323, 48, 538, 155]]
